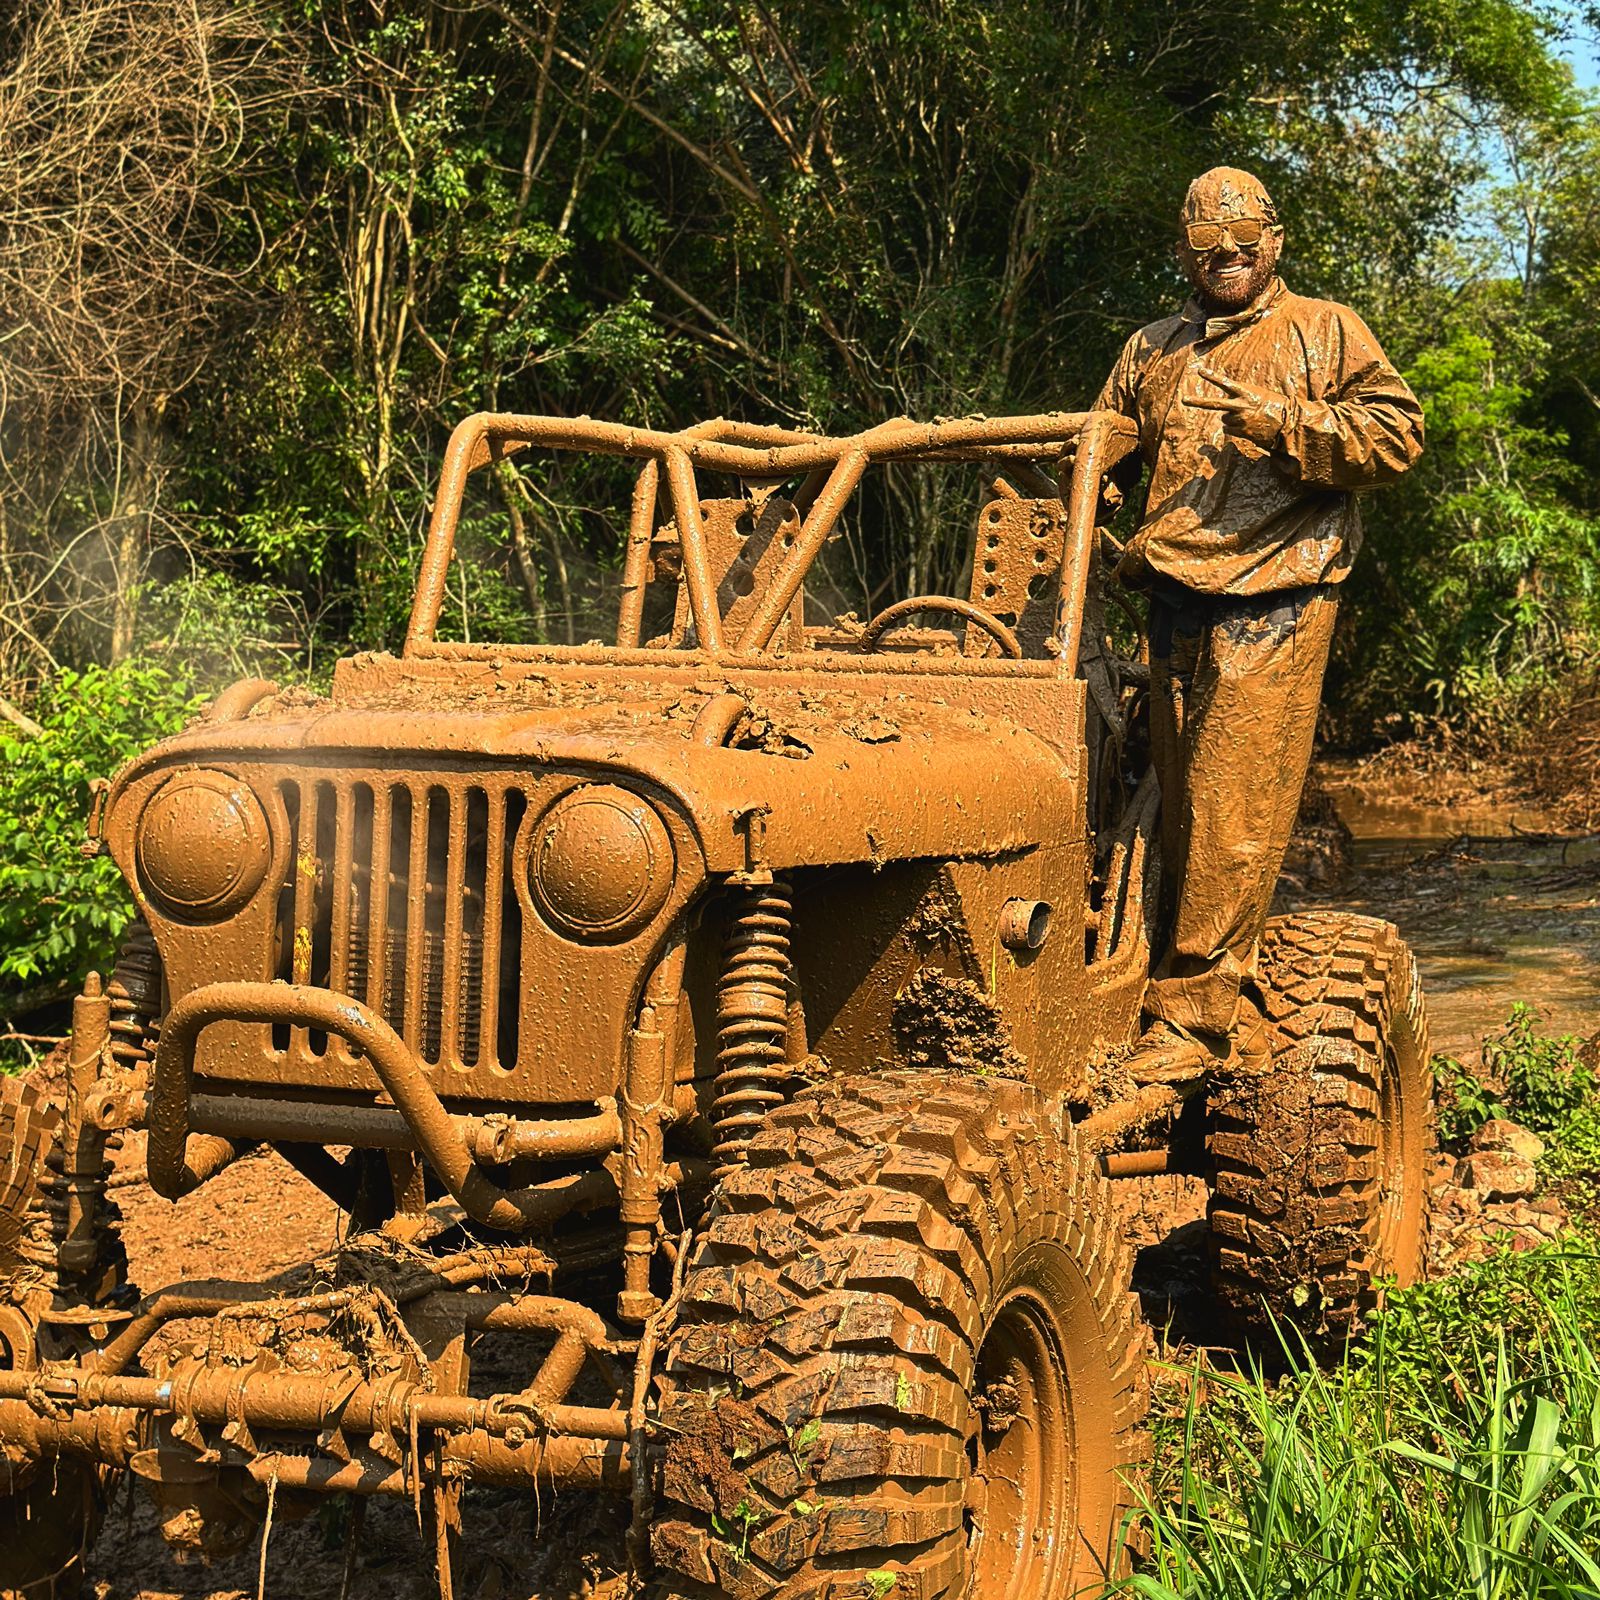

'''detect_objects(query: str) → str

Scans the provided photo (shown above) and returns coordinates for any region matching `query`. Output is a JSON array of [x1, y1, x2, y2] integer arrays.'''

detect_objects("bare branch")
[[0, 691, 43, 738]]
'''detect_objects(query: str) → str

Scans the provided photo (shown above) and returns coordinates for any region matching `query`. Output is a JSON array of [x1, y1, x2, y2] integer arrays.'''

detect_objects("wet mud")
[[892, 967, 1027, 1078], [1309, 761, 1600, 1061]]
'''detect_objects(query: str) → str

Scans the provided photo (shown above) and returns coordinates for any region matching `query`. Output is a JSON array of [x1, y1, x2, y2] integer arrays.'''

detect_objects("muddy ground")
[[75, 756, 1600, 1600]]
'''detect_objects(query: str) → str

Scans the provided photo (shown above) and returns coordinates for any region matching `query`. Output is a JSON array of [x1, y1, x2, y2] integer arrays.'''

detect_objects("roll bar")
[[403, 409, 1139, 675]]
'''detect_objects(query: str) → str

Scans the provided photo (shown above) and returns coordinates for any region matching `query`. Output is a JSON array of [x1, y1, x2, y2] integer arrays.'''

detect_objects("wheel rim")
[[1373, 1042, 1403, 1270], [964, 1286, 1074, 1600]]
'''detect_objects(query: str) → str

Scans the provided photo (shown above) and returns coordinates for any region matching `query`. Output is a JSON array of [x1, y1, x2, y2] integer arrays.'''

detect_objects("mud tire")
[[0, 1074, 104, 1599], [1206, 912, 1433, 1351], [651, 1073, 1149, 1600]]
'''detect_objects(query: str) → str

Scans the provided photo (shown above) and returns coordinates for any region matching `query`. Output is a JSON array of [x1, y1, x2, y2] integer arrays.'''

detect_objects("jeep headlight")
[[136, 770, 271, 920], [529, 784, 674, 941]]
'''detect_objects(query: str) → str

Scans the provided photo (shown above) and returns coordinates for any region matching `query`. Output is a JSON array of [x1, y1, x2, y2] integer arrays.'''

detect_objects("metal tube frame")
[[149, 983, 623, 1231], [404, 410, 1138, 668], [0, 1264, 632, 1504]]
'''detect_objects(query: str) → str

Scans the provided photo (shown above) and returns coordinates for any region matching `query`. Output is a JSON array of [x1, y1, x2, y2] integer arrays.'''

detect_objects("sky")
[[1555, 3, 1600, 90]]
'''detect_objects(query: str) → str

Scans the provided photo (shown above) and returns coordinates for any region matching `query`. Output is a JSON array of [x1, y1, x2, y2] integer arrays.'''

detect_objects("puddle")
[[1284, 769, 1600, 1063]]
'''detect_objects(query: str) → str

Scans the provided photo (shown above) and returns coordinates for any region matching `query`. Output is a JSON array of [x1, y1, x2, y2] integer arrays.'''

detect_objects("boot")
[[1120, 1018, 1228, 1083]]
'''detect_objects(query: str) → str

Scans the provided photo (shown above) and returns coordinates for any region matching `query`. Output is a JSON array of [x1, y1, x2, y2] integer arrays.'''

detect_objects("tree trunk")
[[109, 400, 165, 663]]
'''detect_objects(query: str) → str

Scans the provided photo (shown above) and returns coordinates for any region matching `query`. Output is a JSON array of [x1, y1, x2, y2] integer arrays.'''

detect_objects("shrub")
[[0, 661, 200, 1010], [1485, 1004, 1596, 1135], [1434, 1004, 1596, 1150], [1437, 1050, 1504, 1146]]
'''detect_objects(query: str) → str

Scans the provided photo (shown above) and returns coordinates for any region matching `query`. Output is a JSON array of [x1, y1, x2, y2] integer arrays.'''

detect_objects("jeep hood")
[[109, 679, 1082, 872]]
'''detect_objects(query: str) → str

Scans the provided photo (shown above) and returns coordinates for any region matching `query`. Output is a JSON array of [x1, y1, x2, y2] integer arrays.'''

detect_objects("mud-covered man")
[[1096, 166, 1424, 1070]]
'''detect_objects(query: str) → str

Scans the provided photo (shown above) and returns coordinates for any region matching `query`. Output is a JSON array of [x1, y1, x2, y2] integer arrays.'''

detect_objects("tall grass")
[[1122, 1244, 1600, 1599]]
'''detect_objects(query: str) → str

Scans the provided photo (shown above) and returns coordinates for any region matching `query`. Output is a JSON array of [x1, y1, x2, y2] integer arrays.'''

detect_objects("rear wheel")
[[651, 1073, 1149, 1599], [1206, 913, 1433, 1350]]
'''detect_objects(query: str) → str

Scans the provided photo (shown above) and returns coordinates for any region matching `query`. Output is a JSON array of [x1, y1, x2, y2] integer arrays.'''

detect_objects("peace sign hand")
[[1189, 366, 1290, 450]]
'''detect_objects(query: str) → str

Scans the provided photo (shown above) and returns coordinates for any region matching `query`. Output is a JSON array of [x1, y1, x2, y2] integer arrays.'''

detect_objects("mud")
[[85, 1140, 632, 1600], [1307, 763, 1600, 1061], [1096, 167, 1424, 599], [891, 967, 1027, 1078], [1515, 700, 1600, 830], [657, 1395, 767, 1526]]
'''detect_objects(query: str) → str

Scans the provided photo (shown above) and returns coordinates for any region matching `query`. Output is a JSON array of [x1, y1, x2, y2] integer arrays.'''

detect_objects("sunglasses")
[[1184, 218, 1271, 251]]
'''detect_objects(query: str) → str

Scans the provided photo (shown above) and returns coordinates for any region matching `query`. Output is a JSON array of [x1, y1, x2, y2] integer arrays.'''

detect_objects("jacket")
[[1094, 277, 1424, 594]]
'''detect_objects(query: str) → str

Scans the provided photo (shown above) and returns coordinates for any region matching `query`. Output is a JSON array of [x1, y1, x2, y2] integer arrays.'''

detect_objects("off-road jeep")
[[0, 409, 1433, 1598]]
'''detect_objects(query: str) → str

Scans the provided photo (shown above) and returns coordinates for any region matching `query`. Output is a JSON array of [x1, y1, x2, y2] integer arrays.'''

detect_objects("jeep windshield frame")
[[404, 410, 1139, 677]]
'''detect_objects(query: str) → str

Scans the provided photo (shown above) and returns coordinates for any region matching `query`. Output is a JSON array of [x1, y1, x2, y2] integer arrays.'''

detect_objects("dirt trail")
[[1312, 759, 1600, 1059]]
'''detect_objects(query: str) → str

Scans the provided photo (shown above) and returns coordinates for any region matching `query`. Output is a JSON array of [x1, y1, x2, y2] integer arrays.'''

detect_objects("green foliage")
[[1542, 1104, 1600, 1190], [1123, 1242, 1600, 1598], [92, 0, 1589, 653], [0, 662, 200, 1004], [1485, 1003, 1598, 1133], [139, 569, 328, 687], [1438, 1050, 1507, 1145], [1333, 92, 1600, 741], [1435, 1003, 1596, 1147]]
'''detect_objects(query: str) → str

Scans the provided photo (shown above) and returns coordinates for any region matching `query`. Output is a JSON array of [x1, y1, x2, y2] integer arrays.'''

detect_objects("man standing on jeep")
[[1096, 165, 1424, 1070]]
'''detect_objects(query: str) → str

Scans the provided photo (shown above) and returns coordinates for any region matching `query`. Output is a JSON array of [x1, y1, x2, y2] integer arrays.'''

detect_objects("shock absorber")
[[712, 878, 795, 1180], [50, 922, 158, 1297]]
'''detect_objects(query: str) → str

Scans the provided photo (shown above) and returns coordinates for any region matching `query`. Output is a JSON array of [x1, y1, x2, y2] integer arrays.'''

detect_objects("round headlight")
[[530, 785, 674, 941], [136, 770, 271, 920]]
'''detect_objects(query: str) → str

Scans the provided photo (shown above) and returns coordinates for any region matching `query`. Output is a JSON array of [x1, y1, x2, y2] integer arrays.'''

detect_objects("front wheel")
[[651, 1073, 1149, 1599], [0, 1074, 104, 1599]]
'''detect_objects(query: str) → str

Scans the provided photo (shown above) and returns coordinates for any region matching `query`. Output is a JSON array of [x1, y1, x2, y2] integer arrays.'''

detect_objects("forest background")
[[1, 0, 1598, 1024]]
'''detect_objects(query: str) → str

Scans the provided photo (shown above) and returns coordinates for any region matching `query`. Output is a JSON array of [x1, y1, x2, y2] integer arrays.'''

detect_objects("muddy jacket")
[[1095, 277, 1424, 595]]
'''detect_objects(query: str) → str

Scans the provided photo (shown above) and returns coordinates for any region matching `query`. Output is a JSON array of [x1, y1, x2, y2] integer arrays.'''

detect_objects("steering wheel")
[[859, 596, 1023, 660]]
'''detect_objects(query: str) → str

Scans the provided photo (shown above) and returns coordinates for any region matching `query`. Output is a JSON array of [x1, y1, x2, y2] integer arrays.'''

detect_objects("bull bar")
[[146, 982, 629, 1231]]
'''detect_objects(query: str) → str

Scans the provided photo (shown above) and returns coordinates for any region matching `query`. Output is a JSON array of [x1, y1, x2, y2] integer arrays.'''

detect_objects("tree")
[[0, 0, 294, 675]]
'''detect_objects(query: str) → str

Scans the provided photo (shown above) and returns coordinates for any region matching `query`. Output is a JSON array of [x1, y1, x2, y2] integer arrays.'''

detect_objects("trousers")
[[1141, 580, 1340, 1037]]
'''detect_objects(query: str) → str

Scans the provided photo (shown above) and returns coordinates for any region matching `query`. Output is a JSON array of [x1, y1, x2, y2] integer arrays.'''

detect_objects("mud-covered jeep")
[[0, 410, 1432, 1598]]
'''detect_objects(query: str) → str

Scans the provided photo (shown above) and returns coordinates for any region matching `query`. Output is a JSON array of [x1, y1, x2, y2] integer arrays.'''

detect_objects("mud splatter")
[[658, 1393, 771, 1522], [892, 967, 1026, 1078], [840, 715, 899, 744]]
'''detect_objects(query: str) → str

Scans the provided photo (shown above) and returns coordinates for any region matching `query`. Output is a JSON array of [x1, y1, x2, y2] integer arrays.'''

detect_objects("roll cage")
[[403, 410, 1141, 675]]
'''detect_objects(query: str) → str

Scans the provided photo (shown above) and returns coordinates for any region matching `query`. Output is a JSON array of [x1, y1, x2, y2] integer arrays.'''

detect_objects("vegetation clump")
[[1438, 1004, 1600, 1193], [1129, 1241, 1600, 1598], [0, 662, 197, 1056]]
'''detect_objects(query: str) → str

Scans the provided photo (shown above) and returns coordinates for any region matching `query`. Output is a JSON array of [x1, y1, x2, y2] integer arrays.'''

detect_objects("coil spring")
[[711, 880, 794, 1180], [108, 919, 162, 1073]]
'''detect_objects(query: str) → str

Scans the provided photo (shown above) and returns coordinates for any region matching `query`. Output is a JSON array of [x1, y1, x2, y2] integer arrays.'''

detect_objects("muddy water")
[[1301, 765, 1600, 1062]]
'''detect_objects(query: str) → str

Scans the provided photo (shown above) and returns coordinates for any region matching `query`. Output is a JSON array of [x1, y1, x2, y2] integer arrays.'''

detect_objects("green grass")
[[1119, 1242, 1600, 1599]]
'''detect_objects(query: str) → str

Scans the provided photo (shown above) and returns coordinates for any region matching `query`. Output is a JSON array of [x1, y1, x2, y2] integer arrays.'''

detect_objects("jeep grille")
[[270, 773, 529, 1071]]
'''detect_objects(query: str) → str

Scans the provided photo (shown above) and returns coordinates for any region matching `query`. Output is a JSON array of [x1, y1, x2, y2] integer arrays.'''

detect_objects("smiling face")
[[1176, 166, 1283, 313]]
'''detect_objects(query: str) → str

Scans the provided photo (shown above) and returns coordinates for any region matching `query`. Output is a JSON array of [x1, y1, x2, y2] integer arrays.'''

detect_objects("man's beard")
[[1193, 248, 1276, 311]]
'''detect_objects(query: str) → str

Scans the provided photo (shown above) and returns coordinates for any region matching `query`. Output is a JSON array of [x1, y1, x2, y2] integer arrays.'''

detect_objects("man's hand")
[[1189, 366, 1291, 450]]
